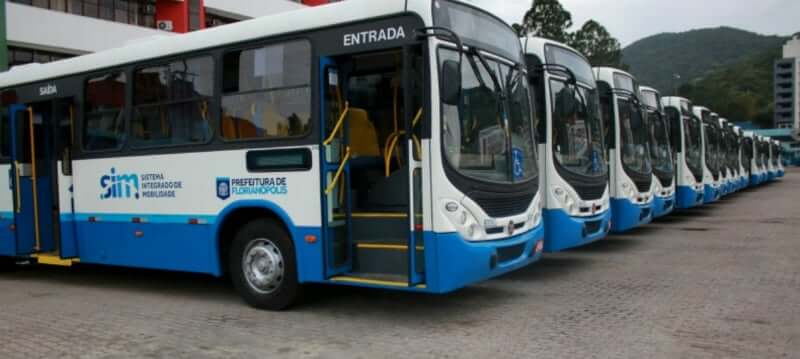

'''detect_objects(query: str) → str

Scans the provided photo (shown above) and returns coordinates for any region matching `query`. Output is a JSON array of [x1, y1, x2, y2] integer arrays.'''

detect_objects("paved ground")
[[2, 171, 800, 359]]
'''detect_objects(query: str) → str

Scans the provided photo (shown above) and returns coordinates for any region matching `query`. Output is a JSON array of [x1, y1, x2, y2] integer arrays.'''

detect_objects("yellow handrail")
[[383, 108, 424, 177], [14, 162, 21, 213], [325, 146, 351, 195], [27, 107, 41, 251], [323, 102, 350, 146]]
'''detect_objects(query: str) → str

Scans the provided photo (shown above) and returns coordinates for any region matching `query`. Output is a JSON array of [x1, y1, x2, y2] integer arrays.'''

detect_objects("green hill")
[[677, 47, 782, 127], [622, 27, 786, 94]]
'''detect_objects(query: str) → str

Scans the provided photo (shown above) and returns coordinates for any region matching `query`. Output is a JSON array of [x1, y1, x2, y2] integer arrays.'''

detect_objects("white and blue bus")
[[594, 67, 653, 232], [733, 126, 749, 190], [693, 106, 722, 203], [774, 139, 785, 178], [769, 139, 781, 179], [743, 132, 766, 186], [661, 96, 704, 208], [0, 0, 546, 309], [522, 37, 610, 252], [717, 118, 735, 196], [639, 86, 674, 218]]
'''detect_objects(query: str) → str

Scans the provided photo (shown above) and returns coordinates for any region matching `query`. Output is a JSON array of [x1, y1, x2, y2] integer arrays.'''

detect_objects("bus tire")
[[229, 218, 300, 310]]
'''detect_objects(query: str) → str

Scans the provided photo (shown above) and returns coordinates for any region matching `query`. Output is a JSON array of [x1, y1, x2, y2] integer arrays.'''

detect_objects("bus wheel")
[[229, 219, 300, 310]]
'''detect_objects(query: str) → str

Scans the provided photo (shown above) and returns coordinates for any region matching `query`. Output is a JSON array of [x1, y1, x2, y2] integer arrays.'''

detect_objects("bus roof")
[[0, 0, 432, 89]]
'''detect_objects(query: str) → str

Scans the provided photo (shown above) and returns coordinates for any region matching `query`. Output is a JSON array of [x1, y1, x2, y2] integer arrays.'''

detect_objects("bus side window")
[[132, 56, 214, 147], [221, 40, 311, 141], [84, 72, 127, 152]]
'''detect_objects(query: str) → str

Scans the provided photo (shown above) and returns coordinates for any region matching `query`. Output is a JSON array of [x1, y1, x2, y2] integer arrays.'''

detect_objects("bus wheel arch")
[[216, 205, 302, 310], [216, 205, 295, 277]]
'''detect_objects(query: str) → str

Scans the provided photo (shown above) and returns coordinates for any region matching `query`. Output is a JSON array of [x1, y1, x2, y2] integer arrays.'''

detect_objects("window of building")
[[84, 72, 127, 151], [205, 13, 237, 28], [188, 0, 202, 31], [10, 0, 156, 28], [8, 46, 73, 69], [132, 56, 214, 147], [221, 40, 311, 140]]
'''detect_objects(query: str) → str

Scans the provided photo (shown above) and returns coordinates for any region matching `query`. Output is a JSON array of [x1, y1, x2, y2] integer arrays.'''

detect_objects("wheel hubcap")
[[242, 238, 284, 294]]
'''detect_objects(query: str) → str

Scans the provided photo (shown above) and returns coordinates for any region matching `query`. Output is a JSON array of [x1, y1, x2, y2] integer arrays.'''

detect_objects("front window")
[[705, 124, 721, 174], [685, 117, 703, 172], [433, 0, 522, 61], [439, 48, 537, 184], [648, 113, 673, 174], [617, 97, 651, 175], [550, 80, 607, 177]]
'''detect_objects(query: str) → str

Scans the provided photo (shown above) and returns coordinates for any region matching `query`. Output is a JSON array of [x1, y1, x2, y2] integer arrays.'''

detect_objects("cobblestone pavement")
[[2, 170, 799, 359]]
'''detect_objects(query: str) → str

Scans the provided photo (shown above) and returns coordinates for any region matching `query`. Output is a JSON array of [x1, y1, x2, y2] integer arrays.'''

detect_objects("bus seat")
[[222, 115, 237, 138], [348, 107, 381, 158]]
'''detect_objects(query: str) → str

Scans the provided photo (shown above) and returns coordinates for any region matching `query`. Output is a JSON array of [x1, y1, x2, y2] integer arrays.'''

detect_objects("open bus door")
[[6, 100, 78, 263], [318, 44, 426, 288]]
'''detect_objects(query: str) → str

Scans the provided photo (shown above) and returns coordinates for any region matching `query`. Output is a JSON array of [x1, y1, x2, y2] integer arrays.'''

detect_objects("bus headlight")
[[621, 182, 634, 198], [442, 200, 484, 241], [553, 186, 580, 216]]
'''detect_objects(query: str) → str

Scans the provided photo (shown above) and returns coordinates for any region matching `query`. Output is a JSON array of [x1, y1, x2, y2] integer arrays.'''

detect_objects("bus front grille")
[[470, 192, 536, 218]]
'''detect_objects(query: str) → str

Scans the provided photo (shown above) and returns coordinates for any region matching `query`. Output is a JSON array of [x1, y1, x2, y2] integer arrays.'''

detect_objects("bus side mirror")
[[441, 60, 461, 105], [556, 87, 578, 117]]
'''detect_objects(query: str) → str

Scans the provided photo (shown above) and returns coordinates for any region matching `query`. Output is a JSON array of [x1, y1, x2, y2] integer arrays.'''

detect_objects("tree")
[[569, 20, 626, 69], [517, 0, 573, 43]]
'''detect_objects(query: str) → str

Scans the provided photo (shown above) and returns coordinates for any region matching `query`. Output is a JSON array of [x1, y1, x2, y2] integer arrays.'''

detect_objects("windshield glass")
[[648, 111, 673, 174], [544, 45, 595, 86], [680, 101, 692, 117], [439, 48, 537, 184], [719, 129, 731, 171], [617, 97, 651, 175], [705, 123, 721, 174], [772, 144, 779, 166], [434, 0, 522, 62], [640, 90, 659, 110], [685, 116, 703, 172], [550, 80, 607, 178]]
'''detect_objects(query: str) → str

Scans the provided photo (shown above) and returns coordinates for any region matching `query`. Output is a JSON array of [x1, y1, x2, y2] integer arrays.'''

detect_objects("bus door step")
[[330, 273, 425, 289], [353, 242, 424, 275], [33, 253, 79, 267]]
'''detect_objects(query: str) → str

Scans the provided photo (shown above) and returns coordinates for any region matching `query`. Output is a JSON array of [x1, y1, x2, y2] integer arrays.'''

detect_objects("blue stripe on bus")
[[71, 213, 218, 224]]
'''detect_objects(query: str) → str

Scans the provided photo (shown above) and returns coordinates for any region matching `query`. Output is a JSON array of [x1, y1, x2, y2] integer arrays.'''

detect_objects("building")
[[1, 0, 335, 71], [774, 33, 800, 138]]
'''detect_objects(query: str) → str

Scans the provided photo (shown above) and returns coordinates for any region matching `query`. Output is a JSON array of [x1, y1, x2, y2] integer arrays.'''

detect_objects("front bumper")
[[542, 208, 611, 252], [652, 194, 675, 218], [676, 185, 704, 209], [610, 197, 652, 233]]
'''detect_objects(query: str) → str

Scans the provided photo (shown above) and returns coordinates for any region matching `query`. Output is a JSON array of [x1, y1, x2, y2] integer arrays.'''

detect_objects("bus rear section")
[[662, 97, 704, 209], [640, 86, 674, 218], [0, 0, 545, 309], [522, 37, 611, 252], [595, 67, 653, 233]]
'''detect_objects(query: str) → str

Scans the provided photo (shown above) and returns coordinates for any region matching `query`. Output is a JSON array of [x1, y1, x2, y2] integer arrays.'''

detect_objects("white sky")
[[467, 0, 800, 46]]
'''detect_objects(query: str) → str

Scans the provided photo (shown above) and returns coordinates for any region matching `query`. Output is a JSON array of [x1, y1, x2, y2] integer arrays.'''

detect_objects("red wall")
[[156, 0, 206, 33]]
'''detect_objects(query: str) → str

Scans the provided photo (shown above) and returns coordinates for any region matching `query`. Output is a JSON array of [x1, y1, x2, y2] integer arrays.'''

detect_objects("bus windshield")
[[705, 124, 721, 174], [617, 97, 651, 175], [685, 117, 703, 176], [440, 48, 538, 184], [640, 91, 659, 110], [648, 112, 673, 174], [434, 0, 522, 62], [550, 80, 607, 178], [544, 45, 595, 86]]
